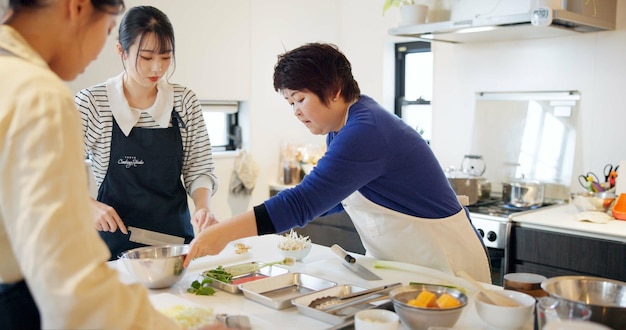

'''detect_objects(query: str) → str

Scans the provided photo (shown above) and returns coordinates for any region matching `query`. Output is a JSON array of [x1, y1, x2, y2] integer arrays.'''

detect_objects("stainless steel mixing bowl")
[[570, 191, 616, 212], [542, 276, 626, 329], [389, 284, 467, 330], [118, 244, 189, 289]]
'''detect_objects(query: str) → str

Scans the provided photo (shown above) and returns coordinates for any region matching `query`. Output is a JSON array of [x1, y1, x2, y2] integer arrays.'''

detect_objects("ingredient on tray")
[[278, 229, 311, 251], [160, 304, 215, 329], [407, 291, 461, 308], [226, 258, 295, 276], [187, 265, 234, 295], [202, 265, 234, 283], [231, 274, 268, 285], [234, 242, 252, 254]]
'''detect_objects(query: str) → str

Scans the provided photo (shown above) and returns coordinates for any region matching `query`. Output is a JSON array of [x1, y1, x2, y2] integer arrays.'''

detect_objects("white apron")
[[342, 191, 491, 283]]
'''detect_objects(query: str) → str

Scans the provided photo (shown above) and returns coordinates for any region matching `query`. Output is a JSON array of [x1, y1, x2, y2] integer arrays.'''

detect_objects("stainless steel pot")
[[448, 177, 491, 205], [502, 180, 544, 208]]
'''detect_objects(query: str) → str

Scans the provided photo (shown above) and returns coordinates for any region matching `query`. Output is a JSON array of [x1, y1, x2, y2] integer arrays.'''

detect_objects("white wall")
[[67, 0, 401, 221], [430, 2, 626, 191], [67, 1, 626, 220]]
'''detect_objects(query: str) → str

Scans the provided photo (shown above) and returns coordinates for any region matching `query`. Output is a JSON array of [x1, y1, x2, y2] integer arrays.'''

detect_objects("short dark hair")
[[9, 0, 124, 15], [273, 43, 360, 106], [117, 5, 176, 75]]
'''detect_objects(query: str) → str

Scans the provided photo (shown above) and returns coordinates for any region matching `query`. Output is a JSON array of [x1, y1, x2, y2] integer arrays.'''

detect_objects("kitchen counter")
[[511, 204, 626, 243], [109, 235, 533, 329]]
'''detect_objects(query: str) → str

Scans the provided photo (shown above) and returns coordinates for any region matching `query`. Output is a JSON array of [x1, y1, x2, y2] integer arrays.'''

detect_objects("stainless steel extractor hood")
[[389, 0, 617, 43]]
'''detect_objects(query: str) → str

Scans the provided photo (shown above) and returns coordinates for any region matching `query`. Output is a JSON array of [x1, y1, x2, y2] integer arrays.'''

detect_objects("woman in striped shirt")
[[74, 6, 218, 259]]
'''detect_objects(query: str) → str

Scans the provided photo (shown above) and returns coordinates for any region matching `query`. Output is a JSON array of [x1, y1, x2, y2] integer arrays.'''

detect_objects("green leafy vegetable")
[[202, 265, 234, 283], [187, 277, 216, 296]]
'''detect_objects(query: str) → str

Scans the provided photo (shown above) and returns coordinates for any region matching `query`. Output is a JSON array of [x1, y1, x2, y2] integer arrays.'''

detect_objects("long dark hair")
[[118, 5, 176, 77], [273, 43, 360, 106], [8, 0, 124, 15]]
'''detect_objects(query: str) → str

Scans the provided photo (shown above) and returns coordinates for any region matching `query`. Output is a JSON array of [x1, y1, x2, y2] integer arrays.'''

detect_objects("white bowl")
[[474, 289, 535, 329], [355, 309, 399, 330], [277, 243, 311, 261]]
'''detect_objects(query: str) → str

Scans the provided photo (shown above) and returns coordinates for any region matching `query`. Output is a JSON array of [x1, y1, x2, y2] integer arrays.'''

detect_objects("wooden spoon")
[[457, 271, 520, 307]]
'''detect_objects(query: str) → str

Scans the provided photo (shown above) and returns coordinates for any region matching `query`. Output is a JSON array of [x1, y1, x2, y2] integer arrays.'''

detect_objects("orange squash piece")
[[436, 293, 461, 308], [407, 290, 437, 308]]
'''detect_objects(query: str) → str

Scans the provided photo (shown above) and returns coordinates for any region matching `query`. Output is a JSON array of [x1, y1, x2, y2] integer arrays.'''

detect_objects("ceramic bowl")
[[277, 243, 311, 261], [389, 284, 467, 330], [118, 244, 189, 289], [354, 309, 399, 330], [474, 289, 536, 329]]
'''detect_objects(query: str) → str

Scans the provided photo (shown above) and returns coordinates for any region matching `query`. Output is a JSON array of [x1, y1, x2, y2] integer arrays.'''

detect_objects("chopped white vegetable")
[[278, 229, 311, 251]]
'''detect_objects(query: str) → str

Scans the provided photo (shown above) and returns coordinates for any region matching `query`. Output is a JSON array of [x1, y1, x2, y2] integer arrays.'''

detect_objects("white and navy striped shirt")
[[74, 74, 217, 196]]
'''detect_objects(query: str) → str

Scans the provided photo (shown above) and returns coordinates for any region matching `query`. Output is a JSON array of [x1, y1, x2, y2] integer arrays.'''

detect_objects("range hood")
[[389, 0, 617, 43]]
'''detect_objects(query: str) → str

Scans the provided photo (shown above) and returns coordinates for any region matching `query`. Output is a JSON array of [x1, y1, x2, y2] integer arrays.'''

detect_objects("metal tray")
[[238, 273, 337, 310], [208, 262, 289, 294], [291, 285, 391, 325]]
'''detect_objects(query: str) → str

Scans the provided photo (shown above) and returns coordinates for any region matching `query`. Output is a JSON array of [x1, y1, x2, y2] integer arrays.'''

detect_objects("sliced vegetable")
[[373, 260, 471, 294], [408, 290, 437, 308], [436, 293, 462, 308]]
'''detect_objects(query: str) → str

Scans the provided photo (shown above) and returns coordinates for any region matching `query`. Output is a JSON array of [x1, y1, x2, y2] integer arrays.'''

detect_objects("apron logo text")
[[118, 156, 145, 168]]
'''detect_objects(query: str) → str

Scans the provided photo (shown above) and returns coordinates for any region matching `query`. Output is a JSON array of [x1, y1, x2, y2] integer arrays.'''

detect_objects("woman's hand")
[[90, 199, 127, 234], [192, 207, 218, 232], [183, 226, 228, 268]]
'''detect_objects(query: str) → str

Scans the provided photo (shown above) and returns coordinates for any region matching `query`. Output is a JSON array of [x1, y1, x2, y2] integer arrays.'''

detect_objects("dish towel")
[[230, 150, 259, 195]]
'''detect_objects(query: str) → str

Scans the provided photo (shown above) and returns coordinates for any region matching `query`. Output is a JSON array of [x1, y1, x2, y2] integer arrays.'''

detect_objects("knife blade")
[[127, 226, 185, 246], [331, 244, 382, 281]]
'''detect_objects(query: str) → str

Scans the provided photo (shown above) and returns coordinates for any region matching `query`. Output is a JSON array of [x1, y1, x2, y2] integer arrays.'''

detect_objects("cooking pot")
[[502, 180, 545, 208], [448, 177, 491, 205]]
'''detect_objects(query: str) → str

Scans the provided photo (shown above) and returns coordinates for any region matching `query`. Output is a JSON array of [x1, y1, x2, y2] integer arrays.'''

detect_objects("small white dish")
[[355, 309, 399, 330], [277, 243, 311, 261]]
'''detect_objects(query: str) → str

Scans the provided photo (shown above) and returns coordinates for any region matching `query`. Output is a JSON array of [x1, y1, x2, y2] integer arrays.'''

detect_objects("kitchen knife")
[[127, 226, 185, 246], [330, 244, 382, 281]]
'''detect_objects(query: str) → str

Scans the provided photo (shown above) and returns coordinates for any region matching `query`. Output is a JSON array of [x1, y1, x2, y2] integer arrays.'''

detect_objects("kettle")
[[446, 155, 491, 205], [461, 155, 486, 177]]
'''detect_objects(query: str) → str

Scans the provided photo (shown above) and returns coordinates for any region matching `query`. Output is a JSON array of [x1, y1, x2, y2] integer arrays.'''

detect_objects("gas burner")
[[501, 203, 542, 211]]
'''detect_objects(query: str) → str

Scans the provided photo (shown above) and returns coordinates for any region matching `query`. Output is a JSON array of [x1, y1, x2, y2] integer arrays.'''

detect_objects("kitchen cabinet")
[[508, 225, 626, 281]]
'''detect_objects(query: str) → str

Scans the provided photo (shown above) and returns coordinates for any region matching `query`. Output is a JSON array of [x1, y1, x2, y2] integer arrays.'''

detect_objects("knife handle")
[[331, 244, 356, 264]]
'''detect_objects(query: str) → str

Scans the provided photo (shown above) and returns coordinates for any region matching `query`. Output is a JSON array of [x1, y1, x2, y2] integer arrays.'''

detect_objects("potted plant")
[[383, 0, 428, 26], [382, 0, 415, 15]]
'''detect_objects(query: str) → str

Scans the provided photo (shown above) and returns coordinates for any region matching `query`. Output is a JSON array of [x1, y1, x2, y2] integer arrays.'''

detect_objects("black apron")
[[0, 280, 41, 329], [97, 110, 193, 260]]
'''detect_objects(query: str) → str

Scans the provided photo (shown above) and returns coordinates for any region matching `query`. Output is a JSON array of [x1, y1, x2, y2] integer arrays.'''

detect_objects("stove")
[[468, 197, 562, 248], [467, 197, 564, 285]]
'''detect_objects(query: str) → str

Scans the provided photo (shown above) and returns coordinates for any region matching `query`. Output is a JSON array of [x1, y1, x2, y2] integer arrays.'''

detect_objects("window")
[[200, 101, 241, 151], [394, 41, 432, 142]]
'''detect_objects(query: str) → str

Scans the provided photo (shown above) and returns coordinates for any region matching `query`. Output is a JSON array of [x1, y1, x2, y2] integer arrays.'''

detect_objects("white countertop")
[[511, 204, 626, 243], [109, 235, 534, 330]]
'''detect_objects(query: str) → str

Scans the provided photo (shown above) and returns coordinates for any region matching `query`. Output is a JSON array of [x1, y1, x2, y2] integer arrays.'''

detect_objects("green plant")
[[383, 0, 416, 15]]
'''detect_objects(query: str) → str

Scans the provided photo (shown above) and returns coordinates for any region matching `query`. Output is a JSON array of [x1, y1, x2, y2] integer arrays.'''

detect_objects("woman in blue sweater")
[[184, 42, 490, 282]]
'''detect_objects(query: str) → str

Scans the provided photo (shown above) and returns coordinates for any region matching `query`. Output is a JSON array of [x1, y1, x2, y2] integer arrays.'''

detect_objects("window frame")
[[199, 100, 241, 152], [394, 41, 432, 117]]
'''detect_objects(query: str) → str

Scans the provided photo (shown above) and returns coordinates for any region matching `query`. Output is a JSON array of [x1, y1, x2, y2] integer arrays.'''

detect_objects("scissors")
[[604, 164, 620, 187], [578, 172, 603, 192]]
